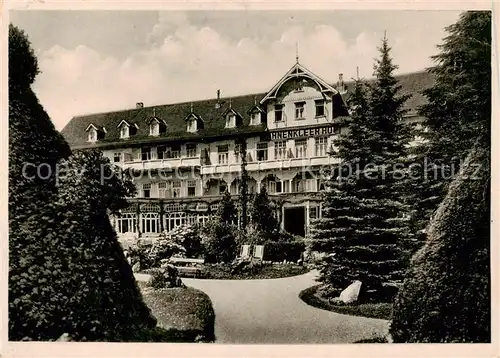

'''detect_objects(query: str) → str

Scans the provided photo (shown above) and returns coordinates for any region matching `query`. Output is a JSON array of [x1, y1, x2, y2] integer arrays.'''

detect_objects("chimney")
[[136, 102, 144, 109], [215, 90, 221, 109]]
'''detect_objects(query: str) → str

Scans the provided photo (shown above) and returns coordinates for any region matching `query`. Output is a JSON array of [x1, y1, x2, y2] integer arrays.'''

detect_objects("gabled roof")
[[260, 62, 338, 104], [117, 119, 139, 129], [148, 117, 167, 126], [85, 123, 99, 132]]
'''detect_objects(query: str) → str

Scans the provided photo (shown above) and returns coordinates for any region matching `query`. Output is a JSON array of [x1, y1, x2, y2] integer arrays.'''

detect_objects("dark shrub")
[[201, 219, 237, 263], [263, 241, 305, 262], [390, 146, 490, 342]]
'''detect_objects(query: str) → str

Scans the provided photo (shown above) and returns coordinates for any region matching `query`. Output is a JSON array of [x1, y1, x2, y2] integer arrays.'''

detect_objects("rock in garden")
[[132, 262, 141, 273], [339, 280, 362, 304]]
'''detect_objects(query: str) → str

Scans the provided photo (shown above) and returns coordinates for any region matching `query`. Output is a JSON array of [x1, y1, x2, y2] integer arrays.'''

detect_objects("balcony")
[[121, 157, 201, 171], [201, 156, 340, 175]]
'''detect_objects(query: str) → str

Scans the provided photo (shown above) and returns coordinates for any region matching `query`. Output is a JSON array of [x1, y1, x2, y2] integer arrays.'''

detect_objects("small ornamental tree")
[[237, 138, 250, 232], [201, 191, 238, 263], [249, 186, 279, 243]]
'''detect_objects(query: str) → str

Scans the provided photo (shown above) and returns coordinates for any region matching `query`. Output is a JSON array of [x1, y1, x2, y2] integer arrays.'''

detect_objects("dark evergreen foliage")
[[390, 145, 490, 342], [9, 25, 155, 341], [309, 35, 412, 291], [249, 186, 279, 242]]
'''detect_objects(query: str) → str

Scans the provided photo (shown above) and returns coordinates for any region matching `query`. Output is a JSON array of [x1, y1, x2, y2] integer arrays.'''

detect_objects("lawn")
[[202, 263, 309, 280], [299, 285, 393, 320], [137, 281, 215, 342]]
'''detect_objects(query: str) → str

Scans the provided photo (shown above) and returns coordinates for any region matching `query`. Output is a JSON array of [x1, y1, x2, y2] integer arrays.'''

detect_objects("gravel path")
[[135, 270, 389, 344]]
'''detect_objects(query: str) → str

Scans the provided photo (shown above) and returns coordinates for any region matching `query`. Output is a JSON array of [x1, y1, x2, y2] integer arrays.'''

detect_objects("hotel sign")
[[270, 125, 339, 140]]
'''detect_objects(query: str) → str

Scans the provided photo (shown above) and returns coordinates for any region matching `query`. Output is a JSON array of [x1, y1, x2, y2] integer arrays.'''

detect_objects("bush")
[[140, 286, 216, 342], [201, 219, 237, 263], [390, 146, 490, 343], [148, 233, 186, 267], [149, 269, 168, 289], [164, 224, 203, 258], [263, 240, 305, 263]]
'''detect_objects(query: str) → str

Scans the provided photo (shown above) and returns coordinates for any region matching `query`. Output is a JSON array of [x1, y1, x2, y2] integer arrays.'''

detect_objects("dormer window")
[[187, 118, 197, 133], [226, 113, 236, 128], [120, 125, 129, 139], [150, 121, 159, 136], [250, 112, 260, 125], [85, 124, 104, 143], [88, 127, 97, 142]]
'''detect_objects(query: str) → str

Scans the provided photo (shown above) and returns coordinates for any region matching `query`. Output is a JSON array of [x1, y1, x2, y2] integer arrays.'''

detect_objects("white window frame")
[[117, 213, 137, 234], [274, 141, 286, 160], [172, 181, 181, 198], [187, 180, 197, 197], [186, 143, 197, 158], [150, 121, 160, 136], [219, 181, 227, 195], [274, 104, 284, 122], [295, 139, 307, 158], [218, 145, 229, 165], [142, 183, 151, 198], [295, 102, 306, 120], [250, 112, 260, 125], [88, 128, 98, 142], [256, 142, 268, 162], [225, 114, 236, 128], [187, 119, 197, 133], [158, 182, 168, 198], [113, 152, 122, 163], [120, 125, 129, 139], [315, 100, 325, 117], [141, 212, 159, 234], [315, 137, 328, 157]]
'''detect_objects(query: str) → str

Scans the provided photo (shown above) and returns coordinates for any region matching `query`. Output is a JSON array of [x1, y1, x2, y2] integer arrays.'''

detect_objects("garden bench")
[[169, 257, 207, 278], [239, 244, 251, 258], [253, 245, 265, 261]]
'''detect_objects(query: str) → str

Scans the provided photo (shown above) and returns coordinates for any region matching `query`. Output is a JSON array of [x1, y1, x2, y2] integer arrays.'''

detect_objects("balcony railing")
[[201, 156, 340, 175], [121, 156, 201, 170]]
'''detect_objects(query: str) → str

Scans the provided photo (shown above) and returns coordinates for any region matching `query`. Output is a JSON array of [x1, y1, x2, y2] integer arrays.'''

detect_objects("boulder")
[[339, 280, 362, 304], [132, 262, 141, 273]]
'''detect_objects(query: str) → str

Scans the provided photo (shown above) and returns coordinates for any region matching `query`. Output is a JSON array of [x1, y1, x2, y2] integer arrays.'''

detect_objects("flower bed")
[[299, 285, 393, 320], [138, 281, 215, 342]]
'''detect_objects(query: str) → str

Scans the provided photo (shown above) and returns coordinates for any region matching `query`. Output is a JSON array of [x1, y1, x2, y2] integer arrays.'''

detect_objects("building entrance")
[[284, 206, 306, 237]]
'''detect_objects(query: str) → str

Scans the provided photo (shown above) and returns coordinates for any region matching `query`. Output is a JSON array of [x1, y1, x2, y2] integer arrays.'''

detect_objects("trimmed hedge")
[[262, 241, 305, 263], [390, 147, 490, 342], [139, 284, 215, 342]]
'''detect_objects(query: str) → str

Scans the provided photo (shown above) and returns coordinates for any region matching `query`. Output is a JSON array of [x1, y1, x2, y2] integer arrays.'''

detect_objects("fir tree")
[[237, 138, 249, 231], [410, 11, 491, 232], [249, 186, 279, 243], [309, 35, 412, 292], [217, 189, 237, 224]]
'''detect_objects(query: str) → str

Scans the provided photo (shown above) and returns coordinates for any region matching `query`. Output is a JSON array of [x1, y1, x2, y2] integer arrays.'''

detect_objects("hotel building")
[[61, 61, 433, 241]]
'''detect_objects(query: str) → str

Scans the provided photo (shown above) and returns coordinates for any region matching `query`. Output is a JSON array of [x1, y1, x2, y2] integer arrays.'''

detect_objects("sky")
[[10, 10, 462, 130]]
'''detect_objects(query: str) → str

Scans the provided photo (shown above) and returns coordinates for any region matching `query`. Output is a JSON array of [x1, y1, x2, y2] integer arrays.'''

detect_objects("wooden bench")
[[169, 257, 206, 278]]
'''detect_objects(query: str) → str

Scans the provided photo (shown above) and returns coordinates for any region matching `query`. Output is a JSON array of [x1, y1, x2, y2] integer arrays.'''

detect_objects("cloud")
[[33, 13, 445, 131]]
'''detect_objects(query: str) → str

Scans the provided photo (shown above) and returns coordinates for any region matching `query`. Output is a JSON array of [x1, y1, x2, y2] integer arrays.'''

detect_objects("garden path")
[[135, 270, 389, 344]]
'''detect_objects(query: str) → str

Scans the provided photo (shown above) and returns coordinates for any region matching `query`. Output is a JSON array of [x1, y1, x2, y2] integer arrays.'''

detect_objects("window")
[[113, 152, 121, 163], [309, 206, 318, 220], [218, 144, 229, 164], [256, 142, 268, 161], [268, 180, 283, 194], [120, 125, 129, 139], [187, 119, 197, 133], [88, 128, 98, 142], [274, 104, 284, 122], [168, 144, 181, 159], [141, 147, 151, 161], [157, 145, 167, 160], [142, 183, 151, 198], [315, 100, 325, 117], [117, 213, 137, 234], [226, 114, 236, 128], [141, 213, 159, 234], [186, 143, 197, 158], [158, 182, 168, 198], [187, 180, 196, 197], [295, 102, 305, 119], [219, 181, 227, 195], [172, 181, 181, 198], [305, 179, 316, 192], [315, 137, 328, 156], [234, 143, 242, 163], [150, 121, 159, 136], [250, 112, 260, 125], [295, 139, 307, 158], [274, 141, 286, 160]]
